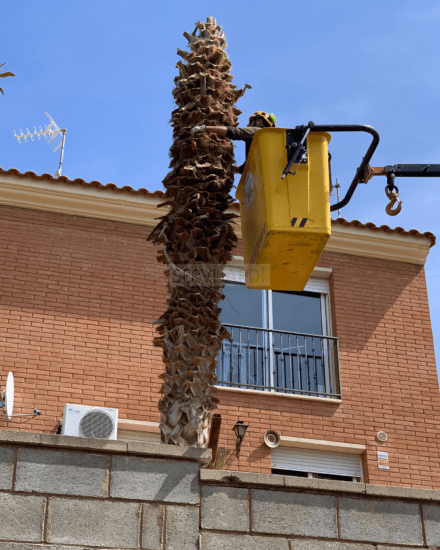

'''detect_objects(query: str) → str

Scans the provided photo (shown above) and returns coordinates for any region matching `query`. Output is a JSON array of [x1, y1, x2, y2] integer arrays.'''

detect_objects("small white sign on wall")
[[377, 451, 389, 469]]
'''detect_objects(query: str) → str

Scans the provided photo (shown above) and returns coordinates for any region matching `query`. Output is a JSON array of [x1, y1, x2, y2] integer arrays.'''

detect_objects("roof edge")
[[0, 168, 434, 264]]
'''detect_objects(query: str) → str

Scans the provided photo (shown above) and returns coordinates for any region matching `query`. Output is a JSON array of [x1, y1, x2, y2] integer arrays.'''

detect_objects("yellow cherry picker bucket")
[[236, 127, 331, 291]]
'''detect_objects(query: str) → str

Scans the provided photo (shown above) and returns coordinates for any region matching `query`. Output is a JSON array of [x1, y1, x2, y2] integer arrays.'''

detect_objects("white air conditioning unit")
[[61, 403, 118, 440]]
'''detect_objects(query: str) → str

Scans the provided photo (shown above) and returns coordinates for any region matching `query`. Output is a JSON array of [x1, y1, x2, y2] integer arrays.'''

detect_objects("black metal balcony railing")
[[216, 324, 341, 399]]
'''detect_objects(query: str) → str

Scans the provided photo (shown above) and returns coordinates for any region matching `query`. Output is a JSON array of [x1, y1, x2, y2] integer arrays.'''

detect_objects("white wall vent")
[[61, 403, 118, 440], [271, 446, 363, 479]]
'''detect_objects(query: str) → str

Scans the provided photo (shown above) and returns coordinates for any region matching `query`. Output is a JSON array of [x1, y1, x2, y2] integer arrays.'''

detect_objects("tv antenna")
[[335, 179, 341, 218], [0, 372, 42, 420], [13, 111, 67, 178]]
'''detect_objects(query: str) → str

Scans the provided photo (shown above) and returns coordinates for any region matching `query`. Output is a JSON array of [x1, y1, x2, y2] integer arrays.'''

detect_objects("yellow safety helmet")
[[249, 111, 277, 127]]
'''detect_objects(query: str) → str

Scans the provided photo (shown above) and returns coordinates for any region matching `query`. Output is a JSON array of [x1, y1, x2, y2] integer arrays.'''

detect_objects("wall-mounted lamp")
[[233, 420, 248, 456]]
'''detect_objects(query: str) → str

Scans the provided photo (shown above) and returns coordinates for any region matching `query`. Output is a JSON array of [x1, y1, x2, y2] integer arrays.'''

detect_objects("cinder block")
[[47, 497, 141, 547], [422, 504, 440, 546], [200, 469, 284, 486], [0, 493, 45, 542], [339, 497, 423, 545], [142, 503, 165, 550], [39, 433, 127, 453], [284, 476, 365, 494], [0, 446, 14, 490], [0, 545, 85, 550], [252, 489, 336, 538], [111, 456, 199, 504], [16, 448, 109, 497], [290, 541, 375, 550], [127, 441, 211, 465], [201, 486, 249, 532], [0, 430, 41, 445], [165, 506, 199, 550], [367, 484, 440, 501], [200, 533, 289, 550]]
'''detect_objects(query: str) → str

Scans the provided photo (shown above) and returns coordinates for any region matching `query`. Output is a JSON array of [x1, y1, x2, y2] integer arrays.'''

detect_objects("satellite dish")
[[1, 372, 14, 420], [0, 372, 41, 421]]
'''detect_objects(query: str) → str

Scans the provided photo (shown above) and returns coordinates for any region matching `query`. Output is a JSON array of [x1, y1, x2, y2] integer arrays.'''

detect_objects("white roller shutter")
[[271, 446, 362, 478], [223, 267, 329, 295], [117, 429, 161, 443], [223, 266, 246, 283], [303, 277, 329, 295]]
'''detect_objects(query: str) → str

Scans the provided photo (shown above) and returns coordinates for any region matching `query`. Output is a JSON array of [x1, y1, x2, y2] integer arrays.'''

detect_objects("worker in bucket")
[[191, 111, 277, 174]]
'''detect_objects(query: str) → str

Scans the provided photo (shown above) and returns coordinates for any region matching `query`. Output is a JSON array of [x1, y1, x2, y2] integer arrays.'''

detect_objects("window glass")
[[271, 291, 325, 394], [218, 284, 265, 388], [219, 283, 263, 328], [272, 290, 323, 335]]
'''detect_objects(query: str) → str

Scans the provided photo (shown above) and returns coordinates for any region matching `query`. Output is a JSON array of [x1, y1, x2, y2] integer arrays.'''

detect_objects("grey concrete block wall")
[[289, 542, 375, 550], [252, 489, 337, 538], [164, 506, 199, 550], [0, 446, 14, 490], [422, 504, 440, 546], [111, 455, 199, 504], [140, 504, 199, 550], [200, 533, 289, 550], [0, 435, 209, 550], [142, 503, 165, 550], [47, 498, 141, 547], [6, 434, 440, 550], [0, 546, 87, 550], [16, 448, 109, 497], [201, 486, 249, 532], [0, 493, 46, 542], [338, 497, 423, 545]]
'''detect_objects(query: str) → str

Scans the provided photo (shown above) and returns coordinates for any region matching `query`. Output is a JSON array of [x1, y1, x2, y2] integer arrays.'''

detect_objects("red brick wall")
[[0, 206, 165, 431], [1, 204, 439, 488]]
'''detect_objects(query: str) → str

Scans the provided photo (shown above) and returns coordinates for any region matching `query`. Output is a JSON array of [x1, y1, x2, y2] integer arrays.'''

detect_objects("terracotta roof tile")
[[0, 167, 435, 247], [333, 217, 436, 247], [0, 167, 166, 198]]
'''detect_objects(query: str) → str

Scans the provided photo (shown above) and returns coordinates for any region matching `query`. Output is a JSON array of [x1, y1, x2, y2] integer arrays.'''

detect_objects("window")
[[117, 420, 161, 443], [271, 446, 363, 482], [216, 267, 340, 398]]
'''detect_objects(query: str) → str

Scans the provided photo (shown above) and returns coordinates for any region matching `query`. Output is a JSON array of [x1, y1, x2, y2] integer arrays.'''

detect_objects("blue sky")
[[2, 1, 440, 369]]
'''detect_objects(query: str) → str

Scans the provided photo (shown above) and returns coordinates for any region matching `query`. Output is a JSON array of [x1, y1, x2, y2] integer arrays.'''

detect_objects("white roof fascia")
[[0, 173, 432, 265]]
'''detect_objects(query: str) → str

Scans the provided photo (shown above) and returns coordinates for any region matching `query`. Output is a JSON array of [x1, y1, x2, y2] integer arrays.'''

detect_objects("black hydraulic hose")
[[310, 125, 380, 212]]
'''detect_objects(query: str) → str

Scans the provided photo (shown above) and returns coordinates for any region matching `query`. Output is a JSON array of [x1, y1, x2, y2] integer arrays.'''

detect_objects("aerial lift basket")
[[236, 128, 331, 291]]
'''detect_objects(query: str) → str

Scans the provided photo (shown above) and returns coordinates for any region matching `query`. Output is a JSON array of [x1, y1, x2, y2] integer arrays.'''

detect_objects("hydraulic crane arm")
[[312, 125, 380, 213], [282, 123, 381, 213], [365, 164, 440, 215], [370, 164, 440, 177], [283, 122, 440, 216]]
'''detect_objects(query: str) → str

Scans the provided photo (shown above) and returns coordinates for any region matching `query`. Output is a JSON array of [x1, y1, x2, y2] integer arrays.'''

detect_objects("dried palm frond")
[[148, 17, 249, 447]]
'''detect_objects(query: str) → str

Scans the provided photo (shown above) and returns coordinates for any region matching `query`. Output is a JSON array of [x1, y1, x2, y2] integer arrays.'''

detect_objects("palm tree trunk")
[[147, 17, 249, 446]]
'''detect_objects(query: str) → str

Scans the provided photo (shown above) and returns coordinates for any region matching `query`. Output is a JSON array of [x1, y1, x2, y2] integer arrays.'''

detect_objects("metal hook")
[[385, 174, 402, 216], [386, 196, 402, 216]]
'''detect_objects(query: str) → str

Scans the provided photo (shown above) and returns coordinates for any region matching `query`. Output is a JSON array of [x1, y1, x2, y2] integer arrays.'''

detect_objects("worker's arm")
[[191, 125, 258, 140], [191, 125, 228, 136], [206, 126, 228, 136]]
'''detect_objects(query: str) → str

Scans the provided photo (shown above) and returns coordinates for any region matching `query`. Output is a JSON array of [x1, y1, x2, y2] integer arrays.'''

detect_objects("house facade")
[[0, 168, 439, 489]]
